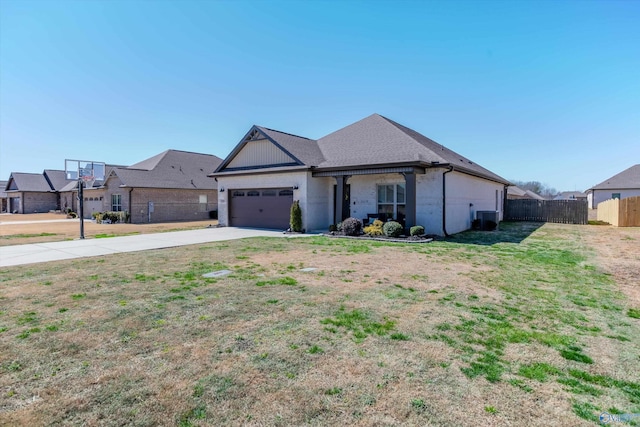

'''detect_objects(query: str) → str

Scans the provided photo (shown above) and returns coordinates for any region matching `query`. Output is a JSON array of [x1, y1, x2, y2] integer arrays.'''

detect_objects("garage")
[[229, 188, 293, 229]]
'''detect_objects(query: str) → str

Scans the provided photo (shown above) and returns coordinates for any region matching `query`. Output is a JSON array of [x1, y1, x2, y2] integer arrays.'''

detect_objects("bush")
[[328, 224, 337, 232], [364, 219, 384, 236], [341, 217, 362, 236], [410, 225, 425, 236], [484, 220, 497, 231], [289, 200, 302, 232], [383, 221, 403, 237], [67, 211, 78, 219], [92, 212, 103, 223], [471, 219, 481, 230]]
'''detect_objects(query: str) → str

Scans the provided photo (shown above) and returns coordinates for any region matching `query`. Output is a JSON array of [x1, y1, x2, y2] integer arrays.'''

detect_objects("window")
[[199, 194, 208, 212], [612, 193, 621, 199], [111, 194, 122, 211], [279, 189, 293, 196], [199, 195, 207, 204], [262, 190, 276, 196], [377, 184, 406, 222], [247, 190, 260, 197], [232, 191, 245, 197]]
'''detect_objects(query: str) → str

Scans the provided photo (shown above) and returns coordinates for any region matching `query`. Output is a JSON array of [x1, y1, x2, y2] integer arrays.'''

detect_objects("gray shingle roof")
[[589, 164, 640, 190], [44, 169, 75, 191], [6, 173, 54, 192], [257, 127, 325, 166], [214, 114, 509, 184], [113, 150, 222, 189]]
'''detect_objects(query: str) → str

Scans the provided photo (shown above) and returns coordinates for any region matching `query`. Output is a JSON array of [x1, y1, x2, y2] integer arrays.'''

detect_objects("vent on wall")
[[476, 210, 499, 231]]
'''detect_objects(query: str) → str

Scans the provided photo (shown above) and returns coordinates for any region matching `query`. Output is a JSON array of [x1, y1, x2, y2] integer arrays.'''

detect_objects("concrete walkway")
[[0, 227, 308, 268]]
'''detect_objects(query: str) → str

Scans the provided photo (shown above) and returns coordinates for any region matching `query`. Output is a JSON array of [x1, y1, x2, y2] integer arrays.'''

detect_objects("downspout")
[[442, 166, 454, 237]]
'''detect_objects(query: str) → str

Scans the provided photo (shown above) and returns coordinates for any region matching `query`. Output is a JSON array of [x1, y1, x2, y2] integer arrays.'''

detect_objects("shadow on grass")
[[444, 221, 545, 246]]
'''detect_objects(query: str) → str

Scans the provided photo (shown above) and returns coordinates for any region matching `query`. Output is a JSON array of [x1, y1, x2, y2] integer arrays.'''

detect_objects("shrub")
[[289, 200, 302, 232], [92, 212, 103, 223], [383, 221, 403, 237], [328, 224, 337, 232], [364, 219, 384, 236], [67, 211, 78, 219], [410, 225, 425, 236], [341, 217, 363, 236], [471, 219, 481, 230]]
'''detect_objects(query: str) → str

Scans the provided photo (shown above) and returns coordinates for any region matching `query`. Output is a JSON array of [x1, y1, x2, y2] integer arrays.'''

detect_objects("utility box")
[[477, 210, 499, 231]]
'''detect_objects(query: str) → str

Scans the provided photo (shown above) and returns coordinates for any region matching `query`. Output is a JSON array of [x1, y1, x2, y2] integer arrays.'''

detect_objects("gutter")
[[442, 166, 454, 237]]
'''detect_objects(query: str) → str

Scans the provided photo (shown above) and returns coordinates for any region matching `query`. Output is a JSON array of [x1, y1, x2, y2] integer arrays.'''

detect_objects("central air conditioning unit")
[[476, 210, 499, 231]]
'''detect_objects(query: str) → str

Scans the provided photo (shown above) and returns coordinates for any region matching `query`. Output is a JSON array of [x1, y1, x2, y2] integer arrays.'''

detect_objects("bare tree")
[[511, 180, 558, 198]]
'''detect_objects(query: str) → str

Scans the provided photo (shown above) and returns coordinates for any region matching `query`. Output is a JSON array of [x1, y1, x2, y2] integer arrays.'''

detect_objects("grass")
[[0, 232, 57, 239], [0, 222, 639, 426]]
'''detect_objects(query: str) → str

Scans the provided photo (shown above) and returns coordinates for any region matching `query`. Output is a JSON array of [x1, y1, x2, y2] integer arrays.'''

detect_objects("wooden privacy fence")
[[505, 199, 588, 224], [597, 196, 640, 227]]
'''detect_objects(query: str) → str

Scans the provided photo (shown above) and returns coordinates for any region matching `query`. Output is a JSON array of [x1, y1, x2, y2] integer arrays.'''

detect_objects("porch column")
[[334, 175, 348, 222], [403, 172, 417, 229]]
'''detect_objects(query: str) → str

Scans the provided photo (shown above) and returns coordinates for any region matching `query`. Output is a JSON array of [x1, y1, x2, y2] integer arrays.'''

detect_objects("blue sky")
[[1, 0, 638, 192]]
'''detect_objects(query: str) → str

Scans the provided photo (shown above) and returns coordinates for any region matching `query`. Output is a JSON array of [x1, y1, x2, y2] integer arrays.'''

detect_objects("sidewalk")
[[0, 227, 308, 267]]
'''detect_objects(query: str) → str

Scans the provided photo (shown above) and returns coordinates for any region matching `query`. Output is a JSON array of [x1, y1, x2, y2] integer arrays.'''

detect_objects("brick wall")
[[129, 188, 218, 223]]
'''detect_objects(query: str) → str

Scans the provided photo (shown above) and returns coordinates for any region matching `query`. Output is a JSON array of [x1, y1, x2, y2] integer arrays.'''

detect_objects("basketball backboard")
[[65, 159, 106, 182]]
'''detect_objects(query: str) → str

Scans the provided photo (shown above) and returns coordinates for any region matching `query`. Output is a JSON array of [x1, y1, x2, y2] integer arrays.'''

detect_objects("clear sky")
[[1, 0, 638, 192]]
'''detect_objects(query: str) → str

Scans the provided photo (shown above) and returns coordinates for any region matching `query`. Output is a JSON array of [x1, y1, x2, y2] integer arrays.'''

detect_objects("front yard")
[[0, 222, 638, 426]]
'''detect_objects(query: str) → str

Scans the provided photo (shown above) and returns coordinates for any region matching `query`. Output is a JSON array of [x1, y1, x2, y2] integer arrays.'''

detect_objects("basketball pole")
[[78, 178, 85, 239]]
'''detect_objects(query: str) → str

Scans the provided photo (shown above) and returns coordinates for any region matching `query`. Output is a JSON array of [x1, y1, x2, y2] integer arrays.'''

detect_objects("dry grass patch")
[[1, 223, 639, 425]]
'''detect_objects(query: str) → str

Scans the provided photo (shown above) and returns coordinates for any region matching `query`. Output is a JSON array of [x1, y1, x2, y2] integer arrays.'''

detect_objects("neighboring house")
[[0, 180, 7, 213], [586, 164, 640, 209], [4, 172, 58, 213], [85, 150, 223, 223], [507, 186, 528, 199], [523, 190, 546, 200], [554, 191, 586, 201], [211, 114, 510, 236]]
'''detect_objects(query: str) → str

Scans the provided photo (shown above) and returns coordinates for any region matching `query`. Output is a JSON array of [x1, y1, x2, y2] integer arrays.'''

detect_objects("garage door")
[[229, 188, 293, 229]]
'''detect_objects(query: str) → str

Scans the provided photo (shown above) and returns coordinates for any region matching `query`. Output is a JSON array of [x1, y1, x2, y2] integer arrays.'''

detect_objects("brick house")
[[3, 170, 74, 213], [85, 150, 223, 223]]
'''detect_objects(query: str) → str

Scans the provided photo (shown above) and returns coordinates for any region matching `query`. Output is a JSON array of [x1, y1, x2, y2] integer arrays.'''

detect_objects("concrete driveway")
[[0, 227, 309, 267]]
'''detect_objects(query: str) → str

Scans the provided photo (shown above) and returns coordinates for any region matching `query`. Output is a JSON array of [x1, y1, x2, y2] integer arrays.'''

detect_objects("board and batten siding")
[[227, 139, 297, 169]]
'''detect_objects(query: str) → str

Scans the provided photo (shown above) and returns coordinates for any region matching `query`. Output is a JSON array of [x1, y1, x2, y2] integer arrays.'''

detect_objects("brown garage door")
[[230, 188, 293, 229]]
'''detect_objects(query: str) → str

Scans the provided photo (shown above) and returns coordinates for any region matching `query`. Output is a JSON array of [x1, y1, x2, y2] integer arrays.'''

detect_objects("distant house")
[[211, 114, 510, 235], [554, 191, 586, 201], [507, 186, 545, 200], [586, 164, 640, 209], [85, 150, 223, 223], [3, 170, 74, 213], [0, 180, 8, 213]]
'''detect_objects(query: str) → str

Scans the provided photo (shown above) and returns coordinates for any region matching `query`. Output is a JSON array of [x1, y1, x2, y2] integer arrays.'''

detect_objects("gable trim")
[[215, 126, 305, 173]]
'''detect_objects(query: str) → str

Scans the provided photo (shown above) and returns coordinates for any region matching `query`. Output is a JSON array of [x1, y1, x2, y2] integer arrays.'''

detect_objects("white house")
[[586, 164, 640, 209], [210, 114, 510, 236]]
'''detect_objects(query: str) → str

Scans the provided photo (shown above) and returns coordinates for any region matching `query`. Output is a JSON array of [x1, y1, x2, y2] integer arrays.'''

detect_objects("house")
[[507, 186, 528, 199], [3, 170, 74, 213], [80, 150, 223, 223], [586, 164, 640, 209], [211, 114, 511, 236], [0, 180, 7, 213], [554, 191, 586, 201]]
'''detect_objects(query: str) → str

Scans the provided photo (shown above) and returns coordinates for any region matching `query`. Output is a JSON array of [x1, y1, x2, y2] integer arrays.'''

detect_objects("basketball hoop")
[[82, 175, 95, 188]]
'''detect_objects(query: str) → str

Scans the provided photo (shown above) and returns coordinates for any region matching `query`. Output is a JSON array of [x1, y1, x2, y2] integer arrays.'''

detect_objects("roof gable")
[[6, 172, 54, 192], [590, 164, 640, 190], [216, 126, 322, 173]]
